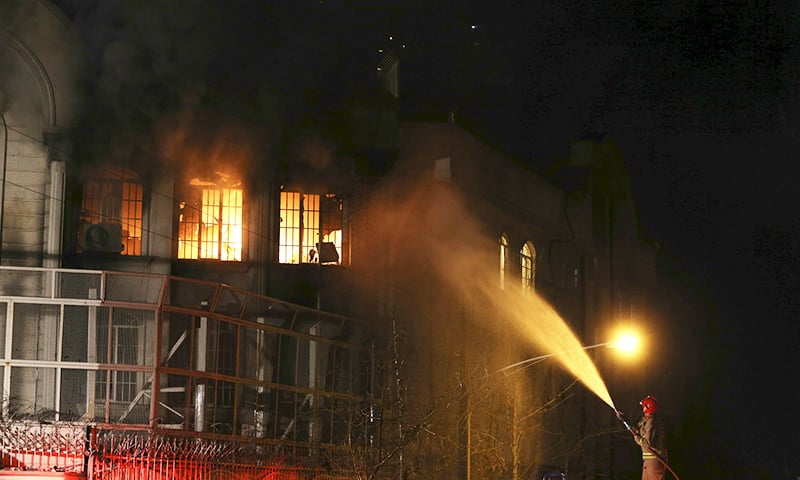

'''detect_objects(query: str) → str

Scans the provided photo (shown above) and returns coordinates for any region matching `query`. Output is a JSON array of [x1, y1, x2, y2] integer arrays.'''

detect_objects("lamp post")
[[495, 331, 642, 375]]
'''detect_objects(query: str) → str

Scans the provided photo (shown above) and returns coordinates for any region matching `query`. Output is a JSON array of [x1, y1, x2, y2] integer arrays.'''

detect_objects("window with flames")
[[279, 190, 343, 265], [178, 173, 243, 261]]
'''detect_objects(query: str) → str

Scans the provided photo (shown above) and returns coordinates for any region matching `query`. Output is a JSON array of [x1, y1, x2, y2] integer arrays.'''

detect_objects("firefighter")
[[631, 395, 667, 480]]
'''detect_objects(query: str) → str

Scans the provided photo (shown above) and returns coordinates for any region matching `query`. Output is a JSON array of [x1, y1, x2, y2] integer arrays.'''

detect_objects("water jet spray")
[[375, 180, 672, 476], [497, 340, 682, 480]]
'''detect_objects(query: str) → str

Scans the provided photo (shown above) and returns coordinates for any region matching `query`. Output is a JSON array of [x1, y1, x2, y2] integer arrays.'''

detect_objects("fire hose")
[[615, 409, 681, 480]]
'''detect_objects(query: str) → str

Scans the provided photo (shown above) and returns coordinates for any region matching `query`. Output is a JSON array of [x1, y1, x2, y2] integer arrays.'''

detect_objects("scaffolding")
[[0, 266, 381, 478]]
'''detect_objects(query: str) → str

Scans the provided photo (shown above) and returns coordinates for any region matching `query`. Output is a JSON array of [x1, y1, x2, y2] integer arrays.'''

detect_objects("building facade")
[[0, 1, 658, 479]]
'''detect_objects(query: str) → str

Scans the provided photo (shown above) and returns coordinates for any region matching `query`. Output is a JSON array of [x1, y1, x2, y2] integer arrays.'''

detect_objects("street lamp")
[[605, 325, 644, 360], [495, 330, 642, 375]]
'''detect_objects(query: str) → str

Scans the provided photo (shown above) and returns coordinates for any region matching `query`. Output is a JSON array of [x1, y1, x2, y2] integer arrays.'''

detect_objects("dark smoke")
[[54, 0, 384, 176], [0, 1, 39, 114]]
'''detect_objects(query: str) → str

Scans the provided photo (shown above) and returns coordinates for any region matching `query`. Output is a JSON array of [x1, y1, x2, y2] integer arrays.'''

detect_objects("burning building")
[[0, 1, 658, 479]]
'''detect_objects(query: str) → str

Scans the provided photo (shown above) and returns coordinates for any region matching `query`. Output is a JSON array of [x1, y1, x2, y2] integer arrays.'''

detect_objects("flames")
[[177, 183, 243, 262], [160, 115, 254, 262]]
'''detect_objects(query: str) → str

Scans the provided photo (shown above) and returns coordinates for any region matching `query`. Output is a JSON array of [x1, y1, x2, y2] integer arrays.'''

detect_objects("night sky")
[[51, 0, 800, 477]]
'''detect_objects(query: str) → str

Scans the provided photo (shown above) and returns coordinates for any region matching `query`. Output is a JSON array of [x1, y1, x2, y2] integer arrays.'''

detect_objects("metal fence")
[[0, 422, 358, 479]]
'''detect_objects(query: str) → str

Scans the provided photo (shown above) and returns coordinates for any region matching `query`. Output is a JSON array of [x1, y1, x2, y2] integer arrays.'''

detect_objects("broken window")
[[177, 173, 243, 261], [521, 241, 536, 291], [80, 166, 143, 255], [279, 190, 343, 265]]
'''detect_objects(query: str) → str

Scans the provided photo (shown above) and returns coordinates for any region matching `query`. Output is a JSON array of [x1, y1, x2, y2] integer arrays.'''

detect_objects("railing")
[[0, 266, 379, 457], [0, 422, 358, 479]]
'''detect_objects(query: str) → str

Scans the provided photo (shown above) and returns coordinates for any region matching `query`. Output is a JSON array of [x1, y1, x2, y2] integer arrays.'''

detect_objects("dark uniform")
[[635, 413, 667, 480]]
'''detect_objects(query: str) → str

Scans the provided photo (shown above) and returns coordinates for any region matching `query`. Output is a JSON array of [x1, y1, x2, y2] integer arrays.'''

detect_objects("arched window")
[[521, 241, 536, 291], [500, 234, 510, 289]]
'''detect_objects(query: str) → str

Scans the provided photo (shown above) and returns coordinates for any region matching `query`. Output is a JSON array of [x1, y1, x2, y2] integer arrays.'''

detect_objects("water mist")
[[367, 176, 616, 411]]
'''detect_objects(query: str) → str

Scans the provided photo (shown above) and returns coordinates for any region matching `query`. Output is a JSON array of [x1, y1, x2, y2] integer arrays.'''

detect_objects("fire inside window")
[[279, 191, 342, 264], [80, 166, 143, 255], [521, 241, 536, 291], [178, 176, 243, 261]]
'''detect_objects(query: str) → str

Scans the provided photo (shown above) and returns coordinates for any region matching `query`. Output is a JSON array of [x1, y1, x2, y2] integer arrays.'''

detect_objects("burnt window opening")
[[79, 166, 143, 255], [521, 241, 536, 292], [279, 190, 343, 265], [177, 173, 243, 261]]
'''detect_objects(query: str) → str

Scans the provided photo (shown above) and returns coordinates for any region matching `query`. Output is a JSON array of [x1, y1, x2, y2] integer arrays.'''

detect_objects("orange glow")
[[279, 191, 342, 264], [159, 115, 257, 262], [607, 326, 644, 359], [178, 175, 243, 261]]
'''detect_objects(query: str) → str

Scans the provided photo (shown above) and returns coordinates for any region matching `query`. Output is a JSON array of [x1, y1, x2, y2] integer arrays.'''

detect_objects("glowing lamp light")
[[497, 329, 645, 375], [613, 333, 639, 352], [606, 329, 643, 359]]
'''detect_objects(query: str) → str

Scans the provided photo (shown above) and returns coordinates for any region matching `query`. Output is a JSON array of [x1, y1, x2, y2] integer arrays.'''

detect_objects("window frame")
[[279, 189, 345, 265], [177, 175, 245, 262], [95, 310, 146, 404], [79, 165, 144, 256]]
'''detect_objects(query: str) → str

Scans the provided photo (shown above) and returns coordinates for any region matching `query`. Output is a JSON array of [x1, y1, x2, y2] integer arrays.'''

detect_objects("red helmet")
[[640, 395, 658, 414]]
